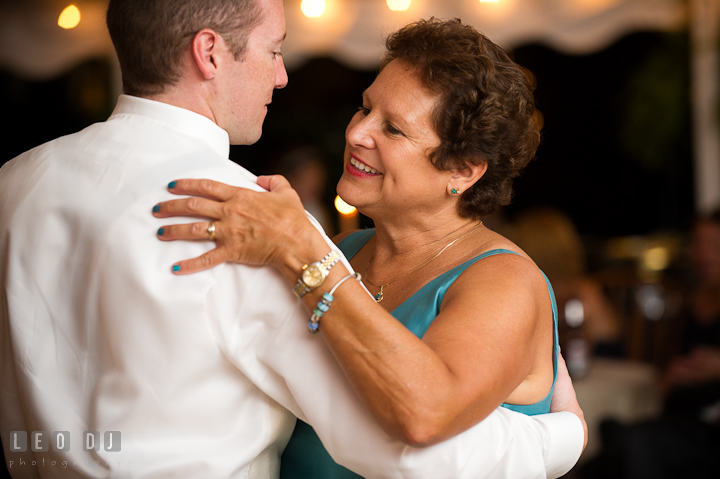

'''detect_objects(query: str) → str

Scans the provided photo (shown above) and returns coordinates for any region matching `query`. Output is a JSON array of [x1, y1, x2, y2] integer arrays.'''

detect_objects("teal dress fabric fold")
[[279, 229, 559, 479]]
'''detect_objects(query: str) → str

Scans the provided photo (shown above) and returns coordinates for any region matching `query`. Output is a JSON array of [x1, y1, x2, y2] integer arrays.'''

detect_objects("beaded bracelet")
[[308, 273, 361, 333]]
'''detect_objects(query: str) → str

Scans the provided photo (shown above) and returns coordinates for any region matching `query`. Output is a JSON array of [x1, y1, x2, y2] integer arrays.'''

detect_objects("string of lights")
[[302, 0, 498, 17], [56, 0, 502, 27]]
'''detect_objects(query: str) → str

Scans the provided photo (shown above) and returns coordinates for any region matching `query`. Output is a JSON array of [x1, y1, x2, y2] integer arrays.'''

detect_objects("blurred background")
[[2, 0, 720, 477]]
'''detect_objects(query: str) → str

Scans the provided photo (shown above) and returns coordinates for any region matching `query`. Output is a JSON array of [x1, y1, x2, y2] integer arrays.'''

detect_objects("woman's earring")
[[451, 188, 460, 195]]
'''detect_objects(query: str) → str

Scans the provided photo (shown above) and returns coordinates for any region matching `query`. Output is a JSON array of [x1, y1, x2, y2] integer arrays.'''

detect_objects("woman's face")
[[337, 59, 454, 221]]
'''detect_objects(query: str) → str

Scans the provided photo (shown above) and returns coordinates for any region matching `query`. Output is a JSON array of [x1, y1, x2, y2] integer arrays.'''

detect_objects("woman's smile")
[[347, 155, 382, 177]]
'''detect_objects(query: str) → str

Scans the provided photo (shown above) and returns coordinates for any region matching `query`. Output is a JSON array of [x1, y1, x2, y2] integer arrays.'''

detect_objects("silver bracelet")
[[307, 273, 361, 334]]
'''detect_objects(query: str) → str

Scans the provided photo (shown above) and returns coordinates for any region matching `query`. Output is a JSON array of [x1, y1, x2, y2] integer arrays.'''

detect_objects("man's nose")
[[275, 57, 288, 89]]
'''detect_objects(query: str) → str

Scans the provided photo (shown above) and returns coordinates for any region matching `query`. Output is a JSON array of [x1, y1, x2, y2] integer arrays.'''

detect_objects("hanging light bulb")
[[58, 5, 81, 29], [301, 0, 326, 17], [387, 0, 411, 11]]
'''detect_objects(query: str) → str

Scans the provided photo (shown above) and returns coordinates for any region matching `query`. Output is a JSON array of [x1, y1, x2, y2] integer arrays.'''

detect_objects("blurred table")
[[574, 358, 662, 461]]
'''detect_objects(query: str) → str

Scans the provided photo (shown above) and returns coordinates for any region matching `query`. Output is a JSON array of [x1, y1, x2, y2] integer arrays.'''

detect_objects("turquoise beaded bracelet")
[[308, 273, 361, 333]]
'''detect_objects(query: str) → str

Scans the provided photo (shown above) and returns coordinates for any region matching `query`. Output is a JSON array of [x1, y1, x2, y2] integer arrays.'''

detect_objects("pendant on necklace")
[[374, 285, 385, 303]]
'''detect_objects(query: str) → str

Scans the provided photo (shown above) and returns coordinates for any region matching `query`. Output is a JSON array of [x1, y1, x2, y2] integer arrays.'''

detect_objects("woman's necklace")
[[364, 221, 483, 303]]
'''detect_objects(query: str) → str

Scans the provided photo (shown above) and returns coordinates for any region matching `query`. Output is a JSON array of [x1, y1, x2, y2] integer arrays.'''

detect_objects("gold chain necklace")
[[364, 221, 482, 303]]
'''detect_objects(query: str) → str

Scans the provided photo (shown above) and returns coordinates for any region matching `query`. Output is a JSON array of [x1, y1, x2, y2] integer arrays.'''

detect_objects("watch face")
[[302, 265, 326, 288]]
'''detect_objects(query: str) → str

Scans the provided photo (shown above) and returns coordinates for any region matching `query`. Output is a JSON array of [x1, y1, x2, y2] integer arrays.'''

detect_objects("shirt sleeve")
[[206, 217, 584, 478]]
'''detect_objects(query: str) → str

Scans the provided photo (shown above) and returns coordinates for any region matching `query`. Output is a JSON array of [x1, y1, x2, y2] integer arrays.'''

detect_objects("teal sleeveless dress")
[[279, 229, 560, 479]]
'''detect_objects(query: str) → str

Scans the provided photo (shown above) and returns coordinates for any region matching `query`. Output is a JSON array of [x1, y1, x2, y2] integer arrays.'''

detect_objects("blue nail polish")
[[168, 181, 177, 189], [153, 204, 161, 213], [158, 228, 165, 236], [172, 265, 181, 272]]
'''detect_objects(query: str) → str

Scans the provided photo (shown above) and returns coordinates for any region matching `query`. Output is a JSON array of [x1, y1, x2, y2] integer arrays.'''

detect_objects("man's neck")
[[144, 84, 217, 126]]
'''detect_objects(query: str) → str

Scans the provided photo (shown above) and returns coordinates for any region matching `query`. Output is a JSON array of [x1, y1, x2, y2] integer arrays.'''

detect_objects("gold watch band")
[[293, 251, 340, 298]]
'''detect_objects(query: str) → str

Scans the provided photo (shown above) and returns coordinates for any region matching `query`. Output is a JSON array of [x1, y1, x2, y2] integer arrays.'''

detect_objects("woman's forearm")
[[282, 235, 528, 445], [304, 277, 492, 445]]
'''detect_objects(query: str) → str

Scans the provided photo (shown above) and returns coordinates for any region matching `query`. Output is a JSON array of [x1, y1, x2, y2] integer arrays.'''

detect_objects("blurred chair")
[[596, 235, 685, 368]]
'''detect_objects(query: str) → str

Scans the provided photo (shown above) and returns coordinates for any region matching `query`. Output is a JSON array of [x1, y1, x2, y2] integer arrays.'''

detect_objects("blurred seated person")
[[510, 207, 621, 357], [663, 208, 720, 418], [274, 145, 334, 235]]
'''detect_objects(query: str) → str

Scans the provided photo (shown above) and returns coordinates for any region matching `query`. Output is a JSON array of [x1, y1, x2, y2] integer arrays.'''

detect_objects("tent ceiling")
[[0, 0, 686, 79]]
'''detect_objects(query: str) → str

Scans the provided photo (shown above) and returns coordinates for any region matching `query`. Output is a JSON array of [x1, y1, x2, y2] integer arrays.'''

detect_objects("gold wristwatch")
[[293, 251, 341, 298]]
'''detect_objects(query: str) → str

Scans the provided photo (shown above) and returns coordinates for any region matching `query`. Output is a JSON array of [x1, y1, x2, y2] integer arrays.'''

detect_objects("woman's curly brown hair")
[[381, 18, 541, 219]]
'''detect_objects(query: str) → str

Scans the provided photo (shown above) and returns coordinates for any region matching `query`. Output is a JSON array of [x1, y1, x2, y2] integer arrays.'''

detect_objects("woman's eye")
[[386, 124, 402, 136], [357, 106, 370, 116]]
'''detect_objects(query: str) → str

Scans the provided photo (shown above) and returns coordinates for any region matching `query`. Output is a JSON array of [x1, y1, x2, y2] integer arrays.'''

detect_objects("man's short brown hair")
[[107, 0, 263, 97]]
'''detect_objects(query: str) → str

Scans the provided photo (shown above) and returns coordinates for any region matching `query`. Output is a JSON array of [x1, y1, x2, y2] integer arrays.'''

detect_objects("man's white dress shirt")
[[0, 95, 583, 478]]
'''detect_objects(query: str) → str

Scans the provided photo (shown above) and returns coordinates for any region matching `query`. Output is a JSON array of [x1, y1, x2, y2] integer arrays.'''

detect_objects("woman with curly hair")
[[154, 18, 584, 477]]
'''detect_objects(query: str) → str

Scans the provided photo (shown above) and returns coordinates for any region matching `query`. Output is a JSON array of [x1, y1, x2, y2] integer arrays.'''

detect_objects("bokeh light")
[[58, 5, 81, 29], [301, 0, 326, 18], [387, 0, 411, 12], [334, 195, 357, 216]]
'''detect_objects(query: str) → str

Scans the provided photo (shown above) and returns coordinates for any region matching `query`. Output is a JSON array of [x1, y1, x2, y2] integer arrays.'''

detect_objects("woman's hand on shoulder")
[[153, 175, 321, 274]]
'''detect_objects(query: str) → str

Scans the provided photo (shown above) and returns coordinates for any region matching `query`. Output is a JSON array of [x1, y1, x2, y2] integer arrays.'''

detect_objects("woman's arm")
[[154, 176, 554, 445], [312, 252, 551, 446]]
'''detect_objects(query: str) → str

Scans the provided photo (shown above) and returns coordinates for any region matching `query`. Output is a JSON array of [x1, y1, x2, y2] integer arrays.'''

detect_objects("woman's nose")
[[346, 112, 375, 149]]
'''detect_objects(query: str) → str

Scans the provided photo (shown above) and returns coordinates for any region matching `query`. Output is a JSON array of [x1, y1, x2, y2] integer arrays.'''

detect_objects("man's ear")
[[447, 161, 488, 196], [191, 28, 222, 80]]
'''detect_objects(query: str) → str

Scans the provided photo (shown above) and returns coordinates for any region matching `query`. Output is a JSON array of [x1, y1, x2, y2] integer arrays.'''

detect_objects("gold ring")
[[207, 221, 216, 241]]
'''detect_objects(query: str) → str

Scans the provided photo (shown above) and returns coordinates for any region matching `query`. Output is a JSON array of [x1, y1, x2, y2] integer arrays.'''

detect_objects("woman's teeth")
[[350, 157, 380, 174]]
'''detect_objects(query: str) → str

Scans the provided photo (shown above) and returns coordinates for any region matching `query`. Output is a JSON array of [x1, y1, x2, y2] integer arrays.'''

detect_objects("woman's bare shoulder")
[[474, 228, 535, 264], [439, 231, 552, 336], [452, 229, 547, 299]]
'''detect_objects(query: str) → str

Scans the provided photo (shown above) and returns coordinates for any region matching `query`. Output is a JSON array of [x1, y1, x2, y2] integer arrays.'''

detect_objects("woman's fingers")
[[167, 178, 240, 201], [169, 247, 230, 275], [153, 176, 311, 272], [152, 196, 225, 220], [257, 174, 292, 193], [551, 353, 588, 451], [157, 221, 215, 241]]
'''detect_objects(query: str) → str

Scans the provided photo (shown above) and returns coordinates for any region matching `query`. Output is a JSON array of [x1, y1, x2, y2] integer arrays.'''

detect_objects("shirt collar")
[[109, 95, 230, 159]]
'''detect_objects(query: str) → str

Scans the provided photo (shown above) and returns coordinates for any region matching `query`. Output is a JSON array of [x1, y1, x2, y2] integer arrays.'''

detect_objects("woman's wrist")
[[275, 218, 342, 287]]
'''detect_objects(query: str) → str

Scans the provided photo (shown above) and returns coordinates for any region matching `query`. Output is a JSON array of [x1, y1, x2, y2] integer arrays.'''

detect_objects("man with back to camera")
[[0, 0, 585, 476]]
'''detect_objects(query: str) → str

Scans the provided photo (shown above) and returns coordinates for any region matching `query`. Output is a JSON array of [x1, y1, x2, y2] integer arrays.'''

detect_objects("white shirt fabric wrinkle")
[[0, 95, 583, 479]]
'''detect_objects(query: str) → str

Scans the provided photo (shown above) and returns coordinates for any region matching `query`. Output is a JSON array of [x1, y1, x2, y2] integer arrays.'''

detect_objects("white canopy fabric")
[[0, 0, 685, 79], [283, 0, 686, 70]]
